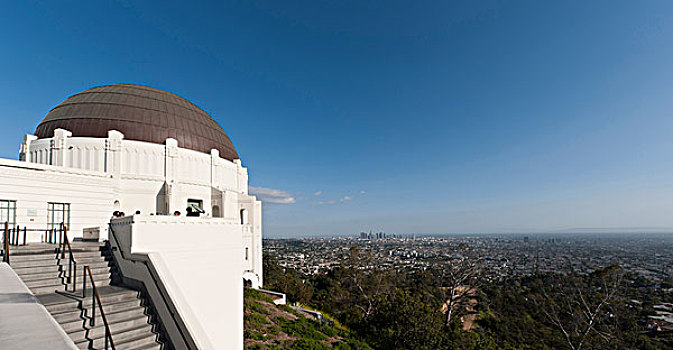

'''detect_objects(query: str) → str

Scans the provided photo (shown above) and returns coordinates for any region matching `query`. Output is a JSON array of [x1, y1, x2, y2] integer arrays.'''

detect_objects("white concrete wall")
[[24, 131, 255, 218], [25, 131, 247, 193], [111, 215, 244, 350], [120, 140, 164, 178], [7, 129, 264, 287], [65, 138, 107, 172], [239, 196, 263, 288], [0, 158, 114, 241]]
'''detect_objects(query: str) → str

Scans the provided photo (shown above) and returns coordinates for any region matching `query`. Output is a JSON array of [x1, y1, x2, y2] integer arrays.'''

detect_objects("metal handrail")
[[82, 265, 116, 350], [45, 227, 59, 245], [7, 225, 26, 246], [2, 223, 61, 264], [7, 226, 61, 246], [2, 222, 9, 264], [56, 222, 77, 292]]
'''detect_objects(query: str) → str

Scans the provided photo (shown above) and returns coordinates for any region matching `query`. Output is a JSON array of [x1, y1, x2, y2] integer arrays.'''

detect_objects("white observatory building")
[[0, 84, 264, 350]]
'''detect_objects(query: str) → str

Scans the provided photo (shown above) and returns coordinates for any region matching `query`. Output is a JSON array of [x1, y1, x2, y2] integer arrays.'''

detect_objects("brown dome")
[[35, 84, 239, 161]]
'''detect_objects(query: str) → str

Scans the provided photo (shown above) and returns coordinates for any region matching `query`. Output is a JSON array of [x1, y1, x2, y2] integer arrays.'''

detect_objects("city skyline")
[[2, 1, 673, 236]]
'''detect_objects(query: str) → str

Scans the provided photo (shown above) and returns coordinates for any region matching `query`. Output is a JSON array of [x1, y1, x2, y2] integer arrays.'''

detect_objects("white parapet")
[[109, 215, 244, 350]]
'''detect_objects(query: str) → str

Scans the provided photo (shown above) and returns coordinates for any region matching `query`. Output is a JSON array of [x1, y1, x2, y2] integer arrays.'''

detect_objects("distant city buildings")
[[266, 234, 673, 284]]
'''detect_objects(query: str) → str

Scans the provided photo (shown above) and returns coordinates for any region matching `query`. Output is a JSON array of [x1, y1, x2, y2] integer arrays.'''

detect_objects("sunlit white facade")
[[0, 86, 263, 290]]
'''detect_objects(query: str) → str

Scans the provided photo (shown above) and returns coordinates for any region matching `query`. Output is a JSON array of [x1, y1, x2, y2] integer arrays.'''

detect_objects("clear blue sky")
[[2, 1, 673, 237]]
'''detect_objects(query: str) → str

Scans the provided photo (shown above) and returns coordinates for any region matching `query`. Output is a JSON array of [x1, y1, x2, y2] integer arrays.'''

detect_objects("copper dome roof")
[[35, 84, 239, 161]]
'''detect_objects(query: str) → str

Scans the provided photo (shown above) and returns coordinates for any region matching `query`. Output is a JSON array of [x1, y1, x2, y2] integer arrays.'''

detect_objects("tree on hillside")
[[263, 253, 313, 304], [437, 252, 482, 326], [341, 246, 395, 321], [362, 288, 450, 350], [536, 265, 625, 350], [263, 252, 285, 285]]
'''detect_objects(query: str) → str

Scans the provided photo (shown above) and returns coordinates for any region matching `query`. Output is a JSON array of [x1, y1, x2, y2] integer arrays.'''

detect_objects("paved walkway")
[[0, 262, 78, 350]]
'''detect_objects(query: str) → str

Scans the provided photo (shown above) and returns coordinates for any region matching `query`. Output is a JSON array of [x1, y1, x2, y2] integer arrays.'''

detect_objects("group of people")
[[172, 207, 200, 217], [112, 209, 201, 218], [112, 210, 142, 218]]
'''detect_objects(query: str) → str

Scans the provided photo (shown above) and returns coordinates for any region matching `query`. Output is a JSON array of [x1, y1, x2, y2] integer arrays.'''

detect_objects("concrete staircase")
[[8, 242, 163, 350]]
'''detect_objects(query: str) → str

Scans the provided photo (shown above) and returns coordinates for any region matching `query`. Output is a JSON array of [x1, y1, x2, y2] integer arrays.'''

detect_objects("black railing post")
[[2, 222, 8, 264], [60, 225, 65, 259], [81, 264, 116, 349], [91, 276, 96, 327], [68, 256, 72, 285], [82, 265, 87, 298], [23, 227, 26, 246], [73, 261, 77, 292]]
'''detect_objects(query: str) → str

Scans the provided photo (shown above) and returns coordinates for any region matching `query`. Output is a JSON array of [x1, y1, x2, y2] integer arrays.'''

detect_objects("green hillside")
[[244, 288, 373, 350]]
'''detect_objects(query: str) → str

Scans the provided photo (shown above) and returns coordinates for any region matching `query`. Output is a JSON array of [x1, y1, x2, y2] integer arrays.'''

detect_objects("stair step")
[[52, 299, 142, 323], [63, 301, 144, 330], [66, 307, 147, 335], [61, 316, 87, 333], [10, 258, 59, 269], [9, 242, 102, 254], [114, 332, 160, 350], [13, 264, 60, 275], [75, 340, 88, 350], [7, 244, 58, 255], [28, 278, 109, 295], [18, 266, 110, 283], [134, 341, 162, 350], [38, 292, 81, 313], [75, 330, 158, 350], [9, 250, 56, 258], [12, 250, 104, 262], [77, 315, 152, 342], [70, 241, 105, 247], [70, 260, 111, 270], [63, 259, 109, 268], [34, 266, 108, 282], [73, 322, 153, 345], [41, 287, 138, 313], [92, 306, 146, 327], [52, 308, 85, 324], [23, 271, 110, 288], [18, 270, 61, 282], [82, 324, 157, 350], [82, 290, 140, 309]]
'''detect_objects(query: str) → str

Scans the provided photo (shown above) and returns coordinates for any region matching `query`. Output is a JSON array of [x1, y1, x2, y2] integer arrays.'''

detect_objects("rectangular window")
[[187, 199, 205, 217], [47, 202, 70, 230], [245, 247, 249, 260], [0, 200, 16, 228]]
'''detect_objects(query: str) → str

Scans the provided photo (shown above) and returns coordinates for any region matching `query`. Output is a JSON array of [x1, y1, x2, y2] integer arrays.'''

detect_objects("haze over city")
[[2, 1, 673, 236]]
